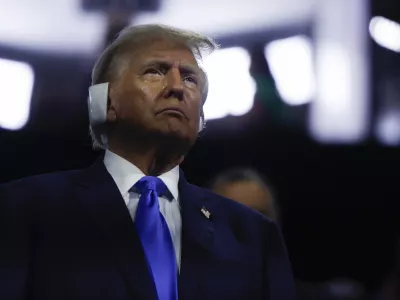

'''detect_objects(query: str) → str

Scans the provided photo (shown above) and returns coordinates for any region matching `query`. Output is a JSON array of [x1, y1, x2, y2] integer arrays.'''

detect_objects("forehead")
[[126, 38, 199, 67]]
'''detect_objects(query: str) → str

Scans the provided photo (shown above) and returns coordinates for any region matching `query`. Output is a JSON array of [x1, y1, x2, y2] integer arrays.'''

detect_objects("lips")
[[158, 107, 187, 118]]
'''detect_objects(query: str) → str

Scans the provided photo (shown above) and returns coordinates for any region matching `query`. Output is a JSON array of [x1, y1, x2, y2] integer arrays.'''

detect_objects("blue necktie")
[[133, 176, 178, 300]]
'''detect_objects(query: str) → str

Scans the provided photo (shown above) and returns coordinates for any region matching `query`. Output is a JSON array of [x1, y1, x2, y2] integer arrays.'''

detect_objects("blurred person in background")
[[210, 168, 369, 300], [209, 167, 279, 221], [0, 24, 295, 300]]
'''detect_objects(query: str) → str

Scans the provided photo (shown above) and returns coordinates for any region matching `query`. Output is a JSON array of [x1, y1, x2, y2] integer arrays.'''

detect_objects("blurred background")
[[0, 0, 399, 299]]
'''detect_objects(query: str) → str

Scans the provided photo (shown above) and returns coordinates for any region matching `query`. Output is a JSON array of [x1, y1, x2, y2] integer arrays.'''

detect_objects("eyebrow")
[[142, 60, 202, 77]]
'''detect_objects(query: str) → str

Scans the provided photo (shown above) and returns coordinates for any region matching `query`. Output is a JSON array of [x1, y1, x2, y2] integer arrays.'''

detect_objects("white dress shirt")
[[103, 150, 182, 268]]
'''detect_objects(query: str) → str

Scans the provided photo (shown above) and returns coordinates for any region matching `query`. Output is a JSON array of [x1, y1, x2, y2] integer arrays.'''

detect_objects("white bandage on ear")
[[88, 82, 109, 147], [88, 82, 109, 126]]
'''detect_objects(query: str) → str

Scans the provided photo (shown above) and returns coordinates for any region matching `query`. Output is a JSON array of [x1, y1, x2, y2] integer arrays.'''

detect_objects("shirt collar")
[[103, 150, 180, 202]]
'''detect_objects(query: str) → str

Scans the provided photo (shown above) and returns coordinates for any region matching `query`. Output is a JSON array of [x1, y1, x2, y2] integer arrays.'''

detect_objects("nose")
[[165, 67, 184, 100]]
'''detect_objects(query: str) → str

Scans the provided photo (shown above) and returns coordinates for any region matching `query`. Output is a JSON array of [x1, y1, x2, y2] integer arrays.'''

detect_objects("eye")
[[144, 68, 163, 76], [183, 76, 198, 85]]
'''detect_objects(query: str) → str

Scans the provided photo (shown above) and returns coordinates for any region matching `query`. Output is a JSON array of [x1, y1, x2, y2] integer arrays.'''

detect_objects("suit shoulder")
[[0, 169, 80, 193]]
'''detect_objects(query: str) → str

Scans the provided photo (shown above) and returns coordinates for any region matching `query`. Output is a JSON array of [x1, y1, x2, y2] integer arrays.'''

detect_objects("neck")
[[108, 136, 185, 176]]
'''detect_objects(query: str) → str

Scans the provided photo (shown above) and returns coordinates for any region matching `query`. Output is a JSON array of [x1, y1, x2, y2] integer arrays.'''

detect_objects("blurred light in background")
[[0, 0, 315, 54], [264, 35, 315, 106], [376, 109, 400, 146], [134, 0, 315, 38], [202, 47, 256, 120], [369, 16, 400, 53], [0, 0, 105, 54], [309, 0, 369, 144], [0, 58, 34, 130]]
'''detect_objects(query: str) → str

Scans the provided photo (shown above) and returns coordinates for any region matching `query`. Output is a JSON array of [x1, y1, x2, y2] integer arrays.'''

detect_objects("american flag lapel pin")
[[201, 206, 211, 219]]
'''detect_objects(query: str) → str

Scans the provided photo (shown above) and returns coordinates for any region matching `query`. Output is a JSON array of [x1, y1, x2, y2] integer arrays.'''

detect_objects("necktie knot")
[[134, 176, 167, 197]]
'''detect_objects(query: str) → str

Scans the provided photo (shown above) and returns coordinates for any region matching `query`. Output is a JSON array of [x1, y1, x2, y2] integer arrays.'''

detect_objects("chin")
[[161, 121, 188, 136], [159, 126, 196, 145], [149, 119, 196, 143], [161, 128, 189, 140]]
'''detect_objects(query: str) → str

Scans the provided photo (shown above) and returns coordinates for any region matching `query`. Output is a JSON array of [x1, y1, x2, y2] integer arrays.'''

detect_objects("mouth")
[[158, 108, 187, 118]]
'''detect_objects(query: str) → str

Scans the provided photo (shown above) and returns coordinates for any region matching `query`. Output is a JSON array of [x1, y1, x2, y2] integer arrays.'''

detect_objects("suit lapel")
[[178, 169, 216, 300], [72, 159, 157, 300]]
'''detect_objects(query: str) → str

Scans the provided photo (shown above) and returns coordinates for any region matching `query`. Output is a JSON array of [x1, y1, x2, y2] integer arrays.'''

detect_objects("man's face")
[[108, 38, 204, 146]]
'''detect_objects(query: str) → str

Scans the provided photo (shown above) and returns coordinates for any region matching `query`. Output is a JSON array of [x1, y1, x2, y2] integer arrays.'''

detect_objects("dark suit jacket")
[[0, 159, 296, 300]]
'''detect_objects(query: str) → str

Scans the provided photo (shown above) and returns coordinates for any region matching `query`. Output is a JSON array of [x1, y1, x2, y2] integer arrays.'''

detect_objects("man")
[[210, 168, 279, 221], [0, 24, 295, 300]]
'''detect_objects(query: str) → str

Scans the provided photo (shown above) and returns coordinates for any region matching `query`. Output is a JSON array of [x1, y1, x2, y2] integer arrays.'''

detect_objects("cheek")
[[138, 84, 160, 102], [187, 92, 203, 116], [118, 85, 157, 115], [117, 90, 136, 117]]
